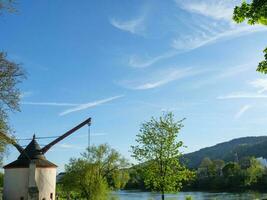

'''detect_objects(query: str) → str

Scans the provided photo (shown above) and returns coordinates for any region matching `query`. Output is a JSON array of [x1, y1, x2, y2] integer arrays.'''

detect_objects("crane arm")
[[0, 131, 24, 153], [41, 117, 91, 154]]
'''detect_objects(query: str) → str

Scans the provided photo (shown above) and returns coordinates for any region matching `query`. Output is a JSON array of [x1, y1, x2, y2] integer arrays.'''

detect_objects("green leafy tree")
[[131, 112, 194, 200], [0, 1, 25, 166], [244, 157, 264, 186], [62, 160, 108, 200], [199, 157, 214, 177], [0, 52, 25, 164], [0, 172, 3, 187], [239, 156, 252, 169], [222, 162, 243, 189], [0, 0, 16, 14], [233, 0, 267, 73], [83, 143, 130, 190], [61, 144, 129, 200], [124, 164, 146, 190]]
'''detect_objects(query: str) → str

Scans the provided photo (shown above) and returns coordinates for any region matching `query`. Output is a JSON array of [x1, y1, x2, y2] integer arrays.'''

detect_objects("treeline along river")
[[111, 191, 267, 200]]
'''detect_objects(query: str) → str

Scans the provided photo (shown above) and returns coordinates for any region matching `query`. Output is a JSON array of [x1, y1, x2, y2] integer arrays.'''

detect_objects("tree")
[[222, 162, 243, 189], [244, 157, 264, 186], [0, 0, 16, 14], [131, 112, 194, 200], [62, 159, 108, 200], [0, 1, 24, 165], [0, 172, 3, 187], [233, 0, 267, 74], [82, 143, 130, 190], [124, 164, 146, 190], [199, 157, 213, 177], [61, 144, 130, 200], [0, 52, 25, 164]]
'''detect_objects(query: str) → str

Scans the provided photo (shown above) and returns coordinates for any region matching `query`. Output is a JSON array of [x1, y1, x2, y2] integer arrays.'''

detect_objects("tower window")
[[50, 193, 53, 199]]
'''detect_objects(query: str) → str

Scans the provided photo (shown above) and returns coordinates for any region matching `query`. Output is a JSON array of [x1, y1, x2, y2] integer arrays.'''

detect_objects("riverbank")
[[110, 190, 267, 200]]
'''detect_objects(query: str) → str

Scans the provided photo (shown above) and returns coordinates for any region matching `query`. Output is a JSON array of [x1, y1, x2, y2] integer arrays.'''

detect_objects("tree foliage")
[[183, 136, 267, 169], [82, 143, 130, 190], [0, 52, 25, 164], [62, 159, 108, 200], [233, 0, 267, 73], [0, 0, 16, 14], [187, 156, 267, 191], [244, 157, 265, 186], [60, 144, 130, 200], [131, 112, 195, 200]]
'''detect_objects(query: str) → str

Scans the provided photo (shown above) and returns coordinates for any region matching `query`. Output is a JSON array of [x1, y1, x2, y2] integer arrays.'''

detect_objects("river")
[[110, 190, 267, 200]]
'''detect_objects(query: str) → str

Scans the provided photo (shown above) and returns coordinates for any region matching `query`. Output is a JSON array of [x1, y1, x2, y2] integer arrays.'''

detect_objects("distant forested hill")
[[183, 136, 267, 168]]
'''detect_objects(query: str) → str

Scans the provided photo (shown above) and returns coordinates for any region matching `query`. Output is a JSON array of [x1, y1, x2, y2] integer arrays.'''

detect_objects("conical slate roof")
[[4, 135, 57, 169]]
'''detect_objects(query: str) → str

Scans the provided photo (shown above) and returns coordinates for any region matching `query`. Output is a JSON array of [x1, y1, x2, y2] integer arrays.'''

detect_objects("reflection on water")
[[110, 190, 267, 200]]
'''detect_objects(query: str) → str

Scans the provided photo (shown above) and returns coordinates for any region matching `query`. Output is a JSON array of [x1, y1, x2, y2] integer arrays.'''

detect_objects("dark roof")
[[4, 135, 57, 169]]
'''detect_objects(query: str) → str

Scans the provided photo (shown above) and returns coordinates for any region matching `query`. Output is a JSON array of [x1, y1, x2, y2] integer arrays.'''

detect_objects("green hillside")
[[183, 136, 267, 168]]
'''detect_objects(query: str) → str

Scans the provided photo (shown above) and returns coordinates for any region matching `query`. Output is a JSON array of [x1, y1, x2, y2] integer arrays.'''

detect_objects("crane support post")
[[0, 131, 24, 153]]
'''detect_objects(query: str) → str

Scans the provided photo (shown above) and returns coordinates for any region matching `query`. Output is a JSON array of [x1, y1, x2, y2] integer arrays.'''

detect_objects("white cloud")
[[216, 63, 253, 79], [126, 0, 266, 68], [218, 78, 267, 101], [122, 68, 202, 90], [57, 143, 84, 150], [22, 102, 79, 106], [59, 95, 124, 116], [175, 0, 237, 21], [217, 92, 267, 99], [172, 25, 266, 51], [250, 79, 267, 94], [77, 132, 108, 138], [58, 143, 74, 148], [128, 51, 177, 68], [20, 91, 33, 99], [234, 105, 251, 119], [128, 25, 266, 68], [23, 96, 124, 116], [193, 63, 254, 88], [110, 16, 145, 35]]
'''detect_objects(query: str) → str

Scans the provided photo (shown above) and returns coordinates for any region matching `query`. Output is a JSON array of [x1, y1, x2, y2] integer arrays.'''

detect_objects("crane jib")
[[41, 117, 91, 154]]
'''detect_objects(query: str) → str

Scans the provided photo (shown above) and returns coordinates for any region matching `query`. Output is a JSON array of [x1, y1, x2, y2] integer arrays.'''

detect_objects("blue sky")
[[1, 0, 267, 172]]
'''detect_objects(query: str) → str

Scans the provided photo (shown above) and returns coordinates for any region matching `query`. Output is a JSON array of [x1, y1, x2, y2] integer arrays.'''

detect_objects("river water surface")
[[111, 190, 267, 200]]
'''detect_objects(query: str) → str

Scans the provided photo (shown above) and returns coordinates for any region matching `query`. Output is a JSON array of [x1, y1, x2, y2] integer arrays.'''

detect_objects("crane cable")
[[88, 122, 91, 151]]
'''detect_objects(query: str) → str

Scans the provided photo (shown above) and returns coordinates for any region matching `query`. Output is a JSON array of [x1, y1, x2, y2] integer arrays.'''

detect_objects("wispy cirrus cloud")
[[171, 25, 266, 51], [57, 143, 84, 150], [22, 102, 79, 106], [128, 51, 177, 68], [218, 78, 267, 100], [20, 91, 34, 99], [128, 24, 266, 68], [175, 0, 237, 21], [110, 15, 146, 35], [23, 95, 124, 116], [250, 79, 267, 94], [59, 95, 124, 116], [217, 93, 267, 99], [126, 0, 266, 68], [234, 105, 252, 119], [77, 132, 108, 138], [173, 0, 266, 50], [120, 67, 202, 90], [193, 63, 254, 88]]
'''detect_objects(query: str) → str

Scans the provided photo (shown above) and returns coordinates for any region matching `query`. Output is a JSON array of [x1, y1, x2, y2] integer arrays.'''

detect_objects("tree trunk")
[[161, 190, 165, 200]]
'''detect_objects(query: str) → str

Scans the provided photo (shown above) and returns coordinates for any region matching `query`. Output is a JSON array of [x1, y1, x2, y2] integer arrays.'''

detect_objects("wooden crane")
[[2, 117, 91, 200]]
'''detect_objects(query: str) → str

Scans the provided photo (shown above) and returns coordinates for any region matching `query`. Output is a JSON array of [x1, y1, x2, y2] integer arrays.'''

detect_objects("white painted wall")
[[4, 167, 57, 200], [36, 168, 57, 200], [4, 168, 29, 200]]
